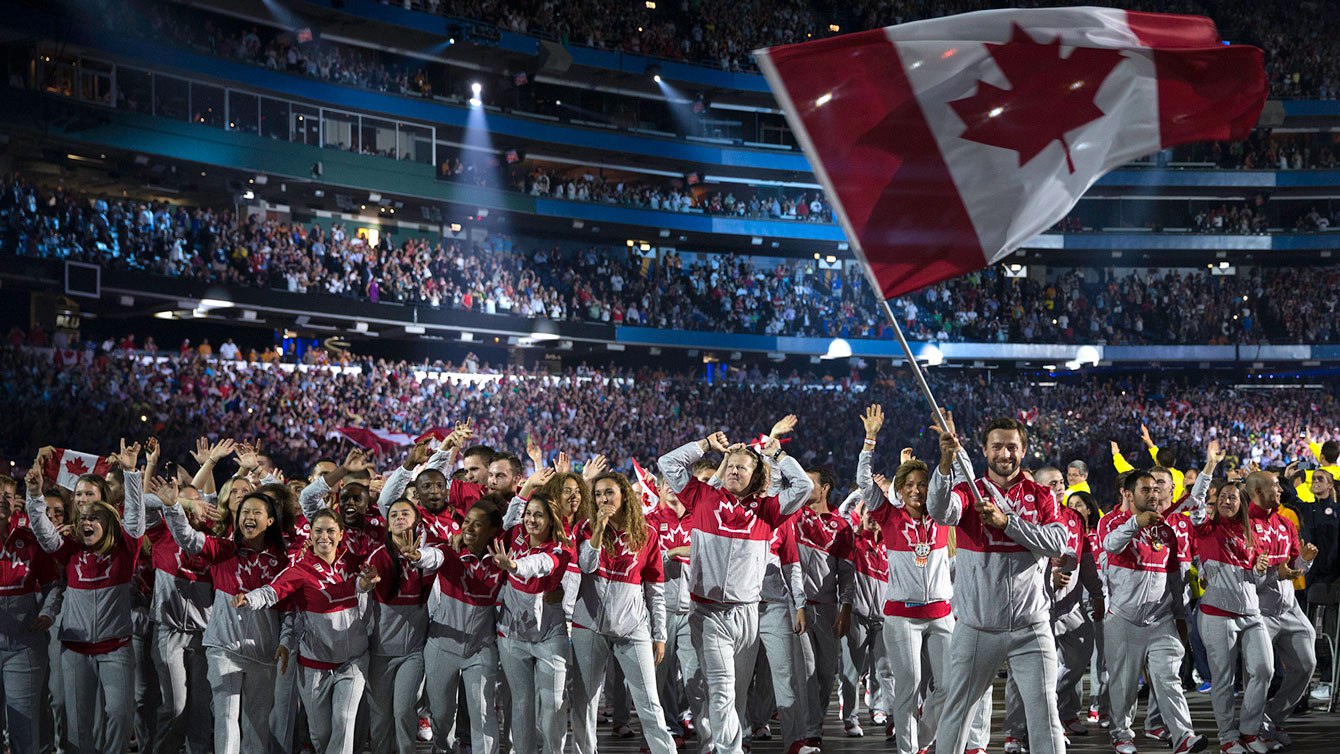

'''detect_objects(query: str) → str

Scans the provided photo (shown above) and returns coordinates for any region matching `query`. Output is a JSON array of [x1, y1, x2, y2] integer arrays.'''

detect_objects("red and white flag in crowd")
[[334, 427, 415, 454], [631, 457, 660, 513], [756, 7, 1266, 298], [43, 448, 111, 490]]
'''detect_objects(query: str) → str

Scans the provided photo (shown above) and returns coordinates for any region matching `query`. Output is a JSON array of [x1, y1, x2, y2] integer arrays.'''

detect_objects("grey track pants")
[[367, 652, 426, 754], [937, 621, 1064, 754], [207, 647, 276, 754], [1200, 612, 1272, 742], [63, 642, 135, 754], [1105, 614, 1195, 744], [153, 625, 213, 754], [423, 639, 500, 754], [298, 655, 369, 754], [691, 601, 760, 754], [571, 626, 678, 754], [1263, 602, 1317, 731]]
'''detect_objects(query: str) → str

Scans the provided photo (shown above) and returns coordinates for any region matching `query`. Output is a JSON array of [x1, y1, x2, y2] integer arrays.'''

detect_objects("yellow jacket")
[[1113, 446, 1184, 501]]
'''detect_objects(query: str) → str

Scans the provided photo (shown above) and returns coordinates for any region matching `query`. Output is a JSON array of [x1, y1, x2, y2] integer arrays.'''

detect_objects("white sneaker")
[[417, 717, 433, 742], [1309, 683, 1332, 701], [1241, 735, 1271, 754], [1113, 739, 1138, 754], [1220, 741, 1247, 754], [843, 719, 864, 738], [1005, 736, 1028, 754]]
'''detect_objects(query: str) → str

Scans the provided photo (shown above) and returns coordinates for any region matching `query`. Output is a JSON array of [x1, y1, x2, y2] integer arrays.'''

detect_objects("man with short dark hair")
[[928, 414, 1071, 754], [1100, 471, 1204, 754]]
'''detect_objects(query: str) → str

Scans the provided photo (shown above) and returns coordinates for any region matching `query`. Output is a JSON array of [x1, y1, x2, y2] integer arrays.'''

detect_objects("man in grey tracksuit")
[[926, 415, 1071, 754]]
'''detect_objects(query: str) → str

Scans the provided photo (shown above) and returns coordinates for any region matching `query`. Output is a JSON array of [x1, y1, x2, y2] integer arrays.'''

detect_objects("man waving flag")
[[755, 7, 1266, 299]]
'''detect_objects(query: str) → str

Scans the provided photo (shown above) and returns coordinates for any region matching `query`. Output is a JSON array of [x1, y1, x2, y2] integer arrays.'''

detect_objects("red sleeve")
[[266, 563, 312, 603], [676, 477, 710, 514], [833, 520, 856, 561], [776, 521, 800, 566], [641, 529, 665, 583], [449, 480, 485, 516], [1282, 516, 1302, 560]]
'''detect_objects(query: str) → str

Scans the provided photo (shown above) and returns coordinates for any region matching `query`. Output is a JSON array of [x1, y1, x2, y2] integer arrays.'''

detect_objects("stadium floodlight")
[[916, 343, 944, 367], [1075, 345, 1100, 366], [822, 338, 852, 360], [530, 319, 560, 342]]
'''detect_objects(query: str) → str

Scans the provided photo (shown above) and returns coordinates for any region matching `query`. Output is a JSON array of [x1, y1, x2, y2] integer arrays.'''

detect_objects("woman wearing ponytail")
[[25, 439, 146, 754], [570, 472, 678, 754], [154, 475, 289, 754]]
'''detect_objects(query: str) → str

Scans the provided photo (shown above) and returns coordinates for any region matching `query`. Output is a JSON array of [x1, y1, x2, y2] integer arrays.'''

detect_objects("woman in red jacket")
[[25, 439, 146, 754], [236, 507, 378, 754]]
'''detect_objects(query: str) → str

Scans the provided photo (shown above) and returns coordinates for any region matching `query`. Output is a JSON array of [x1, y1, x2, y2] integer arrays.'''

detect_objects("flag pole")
[[875, 296, 988, 508]]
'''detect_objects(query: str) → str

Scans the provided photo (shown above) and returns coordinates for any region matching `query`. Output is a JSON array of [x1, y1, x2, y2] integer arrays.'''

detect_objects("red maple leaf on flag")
[[64, 457, 90, 476], [949, 23, 1127, 173]]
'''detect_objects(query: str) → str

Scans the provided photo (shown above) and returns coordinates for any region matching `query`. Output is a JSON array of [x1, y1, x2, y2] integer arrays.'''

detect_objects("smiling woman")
[[25, 439, 146, 754]]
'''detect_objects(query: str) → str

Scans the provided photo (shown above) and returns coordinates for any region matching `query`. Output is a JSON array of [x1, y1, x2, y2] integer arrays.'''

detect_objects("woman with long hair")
[[491, 491, 573, 754], [1186, 441, 1272, 754], [362, 498, 431, 754], [155, 479, 289, 754], [25, 439, 146, 754], [570, 472, 677, 754], [418, 494, 509, 754], [236, 507, 378, 754], [1065, 490, 1111, 727]]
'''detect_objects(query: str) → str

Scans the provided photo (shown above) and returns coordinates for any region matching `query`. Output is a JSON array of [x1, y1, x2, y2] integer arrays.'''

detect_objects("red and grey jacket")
[[0, 520, 59, 652], [762, 521, 805, 611], [1099, 508, 1186, 626], [648, 505, 692, 615], [418, 542, 506, 656], [791, 505, 856, 607], [859, 450, 953, 619], [496, 525, 572, 642], [144, 505, 214, 633], [243, 548, 370, 670], [573, 522, 667, 641], [161, 504, 289, 664], [364, 543, 430, 657], [1248, 502, 1311, 617], [849, 527, 889, 621], [1184, 475, 1265, 617], [928, 457, 1069, 631], [658, 441, 813, 605], [1049, 505, 1104, 627], [27, 470, 145, 654]]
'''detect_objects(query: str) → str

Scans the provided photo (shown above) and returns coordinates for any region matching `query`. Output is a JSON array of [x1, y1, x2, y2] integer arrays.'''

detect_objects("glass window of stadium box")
[[291, 104, 321, 145], [227, 90, 260, 135], [118, 68, 152, 114], [321, 109, 359, 153], [359, 116, 398, 159], [190, 82, 225, 128], [397, 123, 434, 165], [36, 52, 74, 99], [153, 75, 190, 122], [78, 59, 114, 106], [260, 97, 290, 141]]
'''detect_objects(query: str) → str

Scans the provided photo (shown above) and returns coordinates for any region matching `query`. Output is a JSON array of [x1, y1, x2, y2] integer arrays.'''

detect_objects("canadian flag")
[[631, 458, 659, 514], [43, 448, 111, 490], [333, 427, 415, 454], [756, 7, 1265, 298]]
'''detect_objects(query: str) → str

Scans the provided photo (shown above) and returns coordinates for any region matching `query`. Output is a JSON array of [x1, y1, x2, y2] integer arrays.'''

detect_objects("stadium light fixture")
[[1075, 345, 1100, 366], [916, 343, 944, 367], [822, 338, 852, 360], [531, 319, 560, 342]]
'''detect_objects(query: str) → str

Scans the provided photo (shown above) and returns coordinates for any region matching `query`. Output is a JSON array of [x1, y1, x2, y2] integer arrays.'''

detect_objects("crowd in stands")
[[6, 177, 1340, 344], [520, 165, 834, 222], [1, 339, 1334, 499]]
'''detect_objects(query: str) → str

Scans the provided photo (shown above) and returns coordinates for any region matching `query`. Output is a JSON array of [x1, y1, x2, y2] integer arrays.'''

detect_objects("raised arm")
[[659, 432, 729, 494], [23, 464, 63, 554], [771, 451, 814, 516], [1187, 439, 1222, 526], [856, 405, 889, 510], [927, 412, 970, 526], [159, 497, 207, 556], [112, 439, 146, 538], [378, 440, 431, 517]]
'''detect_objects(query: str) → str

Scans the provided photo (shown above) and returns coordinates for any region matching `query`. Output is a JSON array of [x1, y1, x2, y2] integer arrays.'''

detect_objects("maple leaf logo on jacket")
[[948, 23, 1125, 173], [714, 499, 759, 536]]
